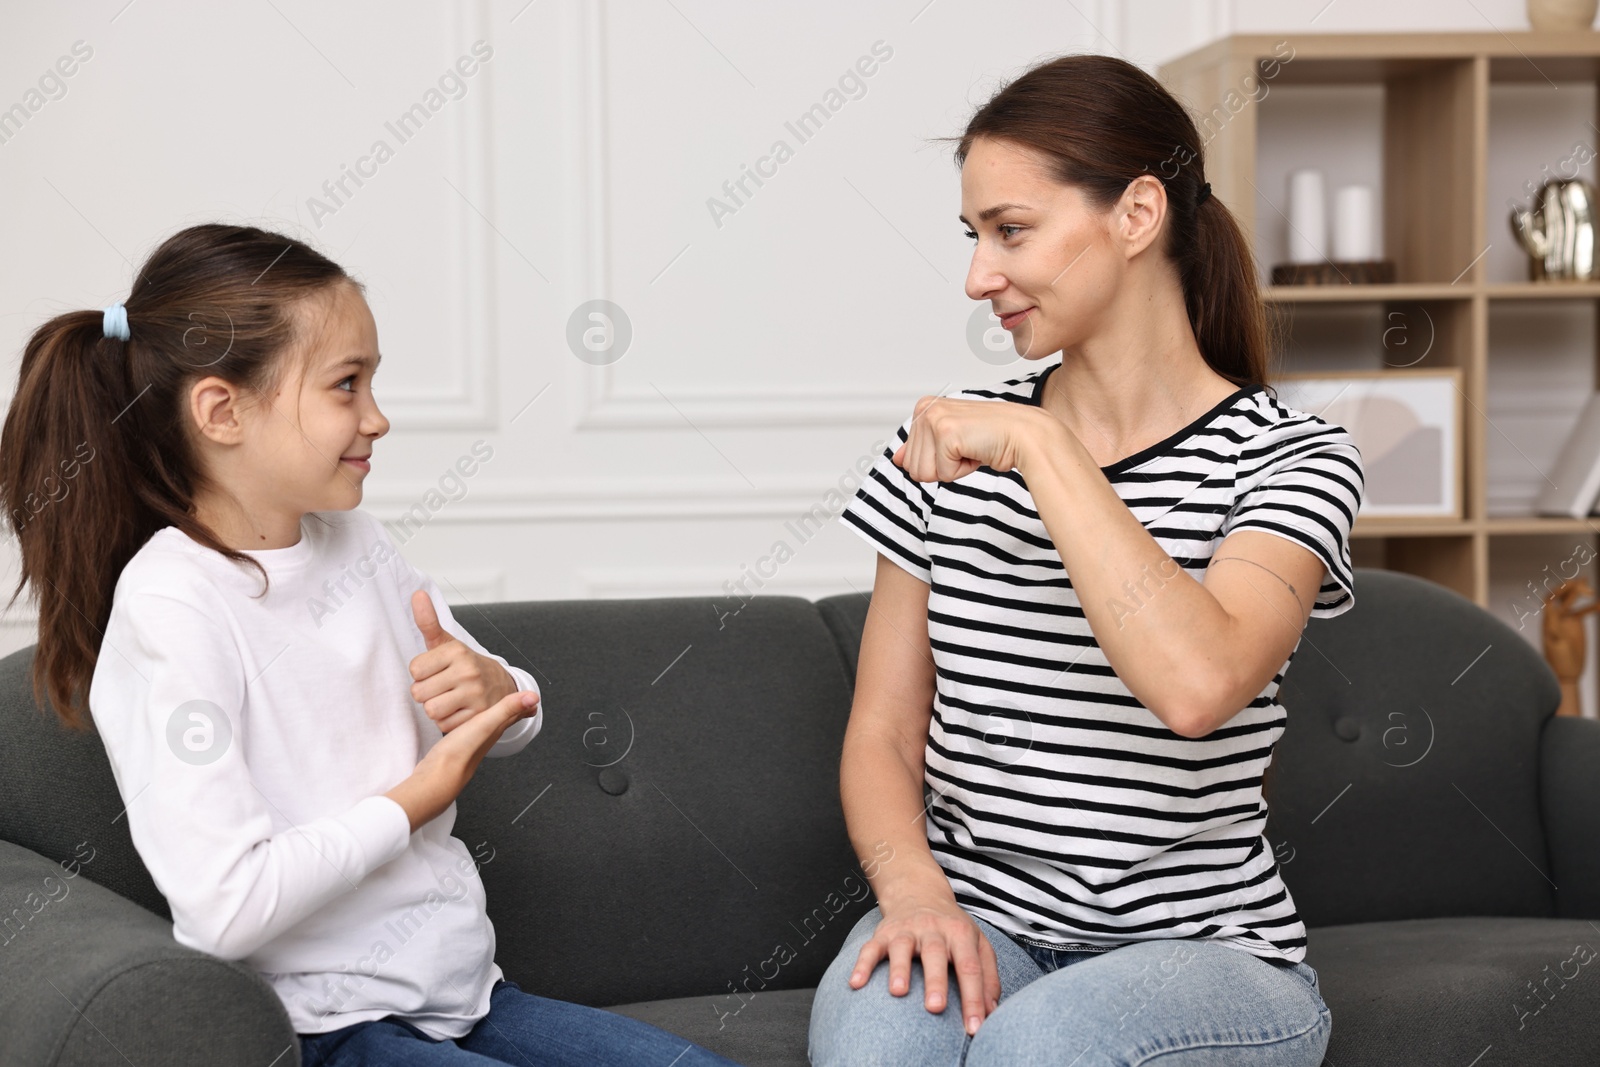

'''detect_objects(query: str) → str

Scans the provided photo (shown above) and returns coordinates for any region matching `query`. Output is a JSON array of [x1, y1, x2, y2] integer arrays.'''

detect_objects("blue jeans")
[[299, 978, 740, 1066], [808, 907, 1331, 1066]]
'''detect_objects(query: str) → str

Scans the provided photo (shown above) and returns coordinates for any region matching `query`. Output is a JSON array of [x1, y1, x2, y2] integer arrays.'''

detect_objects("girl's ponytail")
[[1, 309, 160, 731], [0, 224, 359, 731]]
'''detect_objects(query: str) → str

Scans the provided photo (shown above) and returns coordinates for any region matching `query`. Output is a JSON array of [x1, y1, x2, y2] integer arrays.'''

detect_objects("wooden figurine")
[[1543, 577, 1600, 718]]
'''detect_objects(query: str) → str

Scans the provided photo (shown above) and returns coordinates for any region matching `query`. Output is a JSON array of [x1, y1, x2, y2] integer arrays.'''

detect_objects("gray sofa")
[[3, 568, 1600, 1066]]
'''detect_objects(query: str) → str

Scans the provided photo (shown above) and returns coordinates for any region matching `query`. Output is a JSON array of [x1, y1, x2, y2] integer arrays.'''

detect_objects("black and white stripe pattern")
[[841, 362, 1363, 963]]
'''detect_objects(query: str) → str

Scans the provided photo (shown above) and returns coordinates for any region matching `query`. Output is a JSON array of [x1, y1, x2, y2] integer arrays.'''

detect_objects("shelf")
[[1162, 31, 1600, 610], [1352, 517, 1600, 537], [1485, 282, 1600, 301], [1266, 283, 1600, 303], [1265, 283, 1473, 304], [1352, 518, 1471, 538], [1162, 33, 1600, 85], [1485, 516, 1600, 536]]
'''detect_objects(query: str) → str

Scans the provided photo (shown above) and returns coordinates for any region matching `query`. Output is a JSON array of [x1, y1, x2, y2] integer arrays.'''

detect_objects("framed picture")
[[1271, 369, 1463, 520]]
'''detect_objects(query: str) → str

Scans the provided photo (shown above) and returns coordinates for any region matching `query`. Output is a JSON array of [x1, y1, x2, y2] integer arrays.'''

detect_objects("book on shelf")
[[1537, 392, 1600, 519]]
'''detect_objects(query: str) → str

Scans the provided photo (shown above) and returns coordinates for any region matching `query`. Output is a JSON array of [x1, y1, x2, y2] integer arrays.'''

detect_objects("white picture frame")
[[1272, 369, 1463, 520]]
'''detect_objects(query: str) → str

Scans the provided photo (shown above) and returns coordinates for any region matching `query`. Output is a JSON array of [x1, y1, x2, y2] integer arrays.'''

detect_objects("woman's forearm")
[[841, 555, 956, 909], [1018, 416, 1241, 734], [840, 727, 953, 909]]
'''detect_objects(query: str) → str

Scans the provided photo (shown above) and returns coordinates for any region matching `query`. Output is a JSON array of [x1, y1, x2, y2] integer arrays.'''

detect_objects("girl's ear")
[[189, 376, 248, 446]]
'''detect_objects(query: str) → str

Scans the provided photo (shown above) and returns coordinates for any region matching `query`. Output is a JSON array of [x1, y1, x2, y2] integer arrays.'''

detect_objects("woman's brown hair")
[[951, 52, 1274, 388], [0, 223, 360, 731]]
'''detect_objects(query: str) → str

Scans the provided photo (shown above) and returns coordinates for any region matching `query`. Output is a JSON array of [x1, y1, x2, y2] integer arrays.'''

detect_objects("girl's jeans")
[[299, 977, 740, 1067], [809, 906, 1331, 1067]]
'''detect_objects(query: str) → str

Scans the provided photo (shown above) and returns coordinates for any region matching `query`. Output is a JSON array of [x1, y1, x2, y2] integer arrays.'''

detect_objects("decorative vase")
[[1528, 0, 1599, 31]]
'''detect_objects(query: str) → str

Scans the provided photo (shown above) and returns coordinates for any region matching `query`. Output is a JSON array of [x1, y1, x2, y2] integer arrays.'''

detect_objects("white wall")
[[0, 0, 1552, 661]]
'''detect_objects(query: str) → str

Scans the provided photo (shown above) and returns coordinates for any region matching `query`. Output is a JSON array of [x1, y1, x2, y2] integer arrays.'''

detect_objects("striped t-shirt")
[[840, 361, 1364, 964]]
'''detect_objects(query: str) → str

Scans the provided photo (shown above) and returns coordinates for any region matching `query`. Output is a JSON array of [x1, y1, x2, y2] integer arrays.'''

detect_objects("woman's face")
[[960, 134, 1135, 361]]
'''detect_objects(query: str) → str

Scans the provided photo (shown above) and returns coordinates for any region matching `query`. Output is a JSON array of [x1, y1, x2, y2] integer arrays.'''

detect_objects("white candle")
[[1287, 169, 1327, 264], [1333, 185, 1375, 261]]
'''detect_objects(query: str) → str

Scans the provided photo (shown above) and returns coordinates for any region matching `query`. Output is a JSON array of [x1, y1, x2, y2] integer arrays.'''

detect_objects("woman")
[[808, 54, 1362, 1066]]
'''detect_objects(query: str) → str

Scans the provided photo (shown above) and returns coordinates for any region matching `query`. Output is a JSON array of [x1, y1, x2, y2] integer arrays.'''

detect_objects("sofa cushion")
[[1539, 715, 1600, 919], [0, 839, 294, 1066], [0, 649, 171, 920], [610, 987, 814, 1067], [1308, 916, 1600, 1064], [1272, 570, 1561, 927], [453, 595, 873, 1008], [815, 592, 869, 685]]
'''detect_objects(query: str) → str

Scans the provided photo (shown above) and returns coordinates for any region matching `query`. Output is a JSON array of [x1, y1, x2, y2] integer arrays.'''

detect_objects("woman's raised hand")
[[848, 891, 1003, 1036], [893, 395, 1054, 483]]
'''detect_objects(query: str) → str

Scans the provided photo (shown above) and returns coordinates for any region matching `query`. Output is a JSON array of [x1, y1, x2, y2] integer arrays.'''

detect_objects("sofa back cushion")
[[816, 567, 1562, 930], [1270, 568, 1558, 925], [445, 594, 870, 1007], [0, 650, 174, 922]]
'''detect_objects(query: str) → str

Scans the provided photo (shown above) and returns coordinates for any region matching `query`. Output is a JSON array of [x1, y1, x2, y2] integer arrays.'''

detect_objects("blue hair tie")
[[102, 303, 129, 341]]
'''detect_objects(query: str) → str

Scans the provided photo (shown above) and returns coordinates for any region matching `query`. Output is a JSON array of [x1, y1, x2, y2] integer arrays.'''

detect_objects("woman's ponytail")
[[1181, 189, 1277, 388]]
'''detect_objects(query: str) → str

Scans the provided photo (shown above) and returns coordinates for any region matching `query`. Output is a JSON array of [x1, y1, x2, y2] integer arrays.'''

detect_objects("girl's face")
[[960, 135, 1156, 361], [251, 282, 389, 516]]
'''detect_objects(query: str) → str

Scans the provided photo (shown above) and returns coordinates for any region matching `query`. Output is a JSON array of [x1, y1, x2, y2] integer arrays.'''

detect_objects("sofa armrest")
[[0, 839, 297, 1067], [1540, 716, 1600, 919]]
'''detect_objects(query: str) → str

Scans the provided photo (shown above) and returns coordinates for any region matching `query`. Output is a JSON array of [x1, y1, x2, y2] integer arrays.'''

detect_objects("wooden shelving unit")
[[1161, 33, 1600, 608]]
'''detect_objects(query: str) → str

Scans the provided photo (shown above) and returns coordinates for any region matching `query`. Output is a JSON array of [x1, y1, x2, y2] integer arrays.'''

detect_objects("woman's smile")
[[998, 306, 1035, 330]]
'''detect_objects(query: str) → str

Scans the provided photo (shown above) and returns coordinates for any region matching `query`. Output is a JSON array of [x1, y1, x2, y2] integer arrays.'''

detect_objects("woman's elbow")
[[1165, 706, 1218, 740], [1160, 669, 1247, 739]]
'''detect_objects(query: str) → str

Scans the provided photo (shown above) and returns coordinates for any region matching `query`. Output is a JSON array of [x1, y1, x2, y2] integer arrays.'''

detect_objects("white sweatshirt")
[[87, 507, 542, 1038]]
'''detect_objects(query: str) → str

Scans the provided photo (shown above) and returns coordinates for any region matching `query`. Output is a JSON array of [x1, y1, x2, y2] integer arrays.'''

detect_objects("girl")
[[0, 223, 738, 1066], [808, 55, 1363, 1066]]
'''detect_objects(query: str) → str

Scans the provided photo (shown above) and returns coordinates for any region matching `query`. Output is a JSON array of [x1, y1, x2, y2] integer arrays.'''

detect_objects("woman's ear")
[[1114, 173, 1168, 261]]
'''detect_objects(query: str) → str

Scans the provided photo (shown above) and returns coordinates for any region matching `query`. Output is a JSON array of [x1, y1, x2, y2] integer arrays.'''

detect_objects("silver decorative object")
[[1511, 178, 1596, 282]]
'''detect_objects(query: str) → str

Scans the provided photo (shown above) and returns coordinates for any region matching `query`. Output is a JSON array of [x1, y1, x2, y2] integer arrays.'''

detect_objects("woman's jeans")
[[809, 907, 1331, 1067], [299, 977, 739, 1067]]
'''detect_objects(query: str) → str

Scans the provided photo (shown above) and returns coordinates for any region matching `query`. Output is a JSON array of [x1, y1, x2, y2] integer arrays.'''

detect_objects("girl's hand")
[[893, 396, 1054, 483], [386, 688, 540, 832], [408, 590, 519, 733]]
